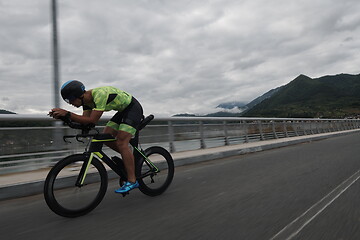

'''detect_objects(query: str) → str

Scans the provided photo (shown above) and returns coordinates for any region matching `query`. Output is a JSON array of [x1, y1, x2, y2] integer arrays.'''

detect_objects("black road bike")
[[44, 115, 174, 218]]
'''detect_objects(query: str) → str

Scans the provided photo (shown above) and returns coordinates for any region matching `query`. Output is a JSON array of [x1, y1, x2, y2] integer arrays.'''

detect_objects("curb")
[[1, 129, 359, 201], [172, 130, 355, 167]]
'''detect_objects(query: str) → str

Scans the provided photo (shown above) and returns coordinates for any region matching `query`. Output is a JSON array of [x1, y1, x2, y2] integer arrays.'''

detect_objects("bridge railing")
[[1, 114, 359, 174]]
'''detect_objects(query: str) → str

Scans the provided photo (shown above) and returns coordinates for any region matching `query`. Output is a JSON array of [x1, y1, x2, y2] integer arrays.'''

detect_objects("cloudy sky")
[[0, 0, 359, 116]]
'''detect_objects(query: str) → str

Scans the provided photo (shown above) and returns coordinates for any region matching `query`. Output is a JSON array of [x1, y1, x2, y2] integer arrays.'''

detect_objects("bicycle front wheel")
[[44, 154, 108, 218], [136, 146, 174, 196]]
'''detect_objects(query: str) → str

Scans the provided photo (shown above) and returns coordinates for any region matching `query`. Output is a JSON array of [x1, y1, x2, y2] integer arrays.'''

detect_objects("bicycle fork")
[[75, 152, 100, 187]]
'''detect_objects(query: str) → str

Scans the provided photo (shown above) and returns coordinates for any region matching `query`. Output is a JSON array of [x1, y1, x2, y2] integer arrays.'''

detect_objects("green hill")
[[243, 73, 360, 118]]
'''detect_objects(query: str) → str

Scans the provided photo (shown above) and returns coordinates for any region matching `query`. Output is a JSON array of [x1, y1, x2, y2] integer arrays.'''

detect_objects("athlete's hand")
[[48, 110, 55, 117], [48, 108, 68, 119]]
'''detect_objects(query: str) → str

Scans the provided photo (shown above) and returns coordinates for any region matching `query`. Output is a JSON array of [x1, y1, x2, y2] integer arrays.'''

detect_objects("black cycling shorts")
[[106, 97, 143, 135]]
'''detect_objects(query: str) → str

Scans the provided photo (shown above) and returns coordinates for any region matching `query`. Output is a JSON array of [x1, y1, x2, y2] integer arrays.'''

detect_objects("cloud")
[[0, 0, 360, 116]]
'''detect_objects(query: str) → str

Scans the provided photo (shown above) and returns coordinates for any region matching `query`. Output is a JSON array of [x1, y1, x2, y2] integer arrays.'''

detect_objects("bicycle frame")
[[74, 132, 159, 187]]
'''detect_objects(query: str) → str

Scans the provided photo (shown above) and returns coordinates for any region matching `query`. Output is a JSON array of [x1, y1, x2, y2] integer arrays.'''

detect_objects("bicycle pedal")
[[121, 192, 129, 197]]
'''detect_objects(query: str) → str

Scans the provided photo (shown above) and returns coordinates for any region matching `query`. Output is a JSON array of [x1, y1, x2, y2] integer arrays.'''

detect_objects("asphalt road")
[[1, 133, 360, 240]]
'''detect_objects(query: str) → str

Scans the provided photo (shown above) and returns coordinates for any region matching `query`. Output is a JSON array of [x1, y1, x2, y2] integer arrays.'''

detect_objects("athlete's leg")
[[103, 127, 136, 182], [103, 126, 120, 152], [114, 130, 136, 183]]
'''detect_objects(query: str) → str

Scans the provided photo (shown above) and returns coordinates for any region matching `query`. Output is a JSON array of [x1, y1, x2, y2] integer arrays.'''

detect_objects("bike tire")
[[136, 146, 174, 196], [44, 154, 108, 218]]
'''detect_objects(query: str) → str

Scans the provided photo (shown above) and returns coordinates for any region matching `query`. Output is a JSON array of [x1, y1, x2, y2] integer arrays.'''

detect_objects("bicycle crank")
[[121, 192, 129, 197]]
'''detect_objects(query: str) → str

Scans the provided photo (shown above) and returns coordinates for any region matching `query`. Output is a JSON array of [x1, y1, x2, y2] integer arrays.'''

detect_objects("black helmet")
[[61, 80, 85, 103]]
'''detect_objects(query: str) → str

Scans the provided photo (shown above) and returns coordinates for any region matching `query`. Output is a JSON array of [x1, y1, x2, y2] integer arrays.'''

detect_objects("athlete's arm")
[[82, 110, 91, 117], [50, 108, 103, 125], [70, 110, 103, 125]]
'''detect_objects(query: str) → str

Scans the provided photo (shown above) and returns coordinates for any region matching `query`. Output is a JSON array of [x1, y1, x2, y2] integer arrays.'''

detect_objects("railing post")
[[302, 121, 306, 136], [320, 121, 324, 133], [330, 121, 334, 132], [272, 121, 278, 139], [332, 121, 337, 132], [168, 120, 176, 153], [326, 121, 329, 132], [199, 121, 206, 149], [258, 121, 264, 140], [310, 121, 314, 134], [243, 120, 249, 143], [283, 121, 289, 138], [223, 121, 229, 146], [316, 121, 320, 133], [338, 121, 342, 131], [292, 121, 298, 136]]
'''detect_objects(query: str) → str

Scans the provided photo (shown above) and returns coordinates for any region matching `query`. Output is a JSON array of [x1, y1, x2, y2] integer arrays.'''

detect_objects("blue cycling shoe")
[[115, 181, 139, 194]]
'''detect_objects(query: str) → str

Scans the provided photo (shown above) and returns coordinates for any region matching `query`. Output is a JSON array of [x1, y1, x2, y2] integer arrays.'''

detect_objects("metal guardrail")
[[1, 114, 360, 174]]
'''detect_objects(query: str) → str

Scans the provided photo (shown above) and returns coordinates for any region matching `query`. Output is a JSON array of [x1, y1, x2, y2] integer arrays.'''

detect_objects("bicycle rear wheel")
[[44, 154, 108, 218], [136, 146, 174, 196]]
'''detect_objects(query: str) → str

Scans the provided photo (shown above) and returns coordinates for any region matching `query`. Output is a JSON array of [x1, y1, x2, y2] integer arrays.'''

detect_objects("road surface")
[[1, 133, 360, 240]]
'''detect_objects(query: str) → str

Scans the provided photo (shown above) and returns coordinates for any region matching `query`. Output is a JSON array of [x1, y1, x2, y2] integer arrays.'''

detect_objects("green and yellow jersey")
[[83, 86, 132, 112]]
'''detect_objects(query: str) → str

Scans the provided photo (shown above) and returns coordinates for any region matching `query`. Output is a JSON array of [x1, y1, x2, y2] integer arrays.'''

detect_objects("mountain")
[[244, 86, 283, 110], [0, 109, 16, 114], [204, 111, 242, 117], [203, 87, 283, 117], [216, 101, 247, 109], [243, 73, 360, 118], [173, 112, 241, 117], [173, 113, 197, 117]]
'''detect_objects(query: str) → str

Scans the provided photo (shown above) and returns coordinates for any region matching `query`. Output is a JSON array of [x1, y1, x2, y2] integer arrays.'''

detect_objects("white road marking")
[[270, 169, 360, 240]]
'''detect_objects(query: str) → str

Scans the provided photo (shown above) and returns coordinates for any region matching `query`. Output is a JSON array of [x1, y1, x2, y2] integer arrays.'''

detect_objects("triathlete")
[[49, 80, 143, 193]]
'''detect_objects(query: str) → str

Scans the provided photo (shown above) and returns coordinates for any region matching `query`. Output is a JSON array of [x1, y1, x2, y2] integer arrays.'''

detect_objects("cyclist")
[[49, 80, 143, 193]]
